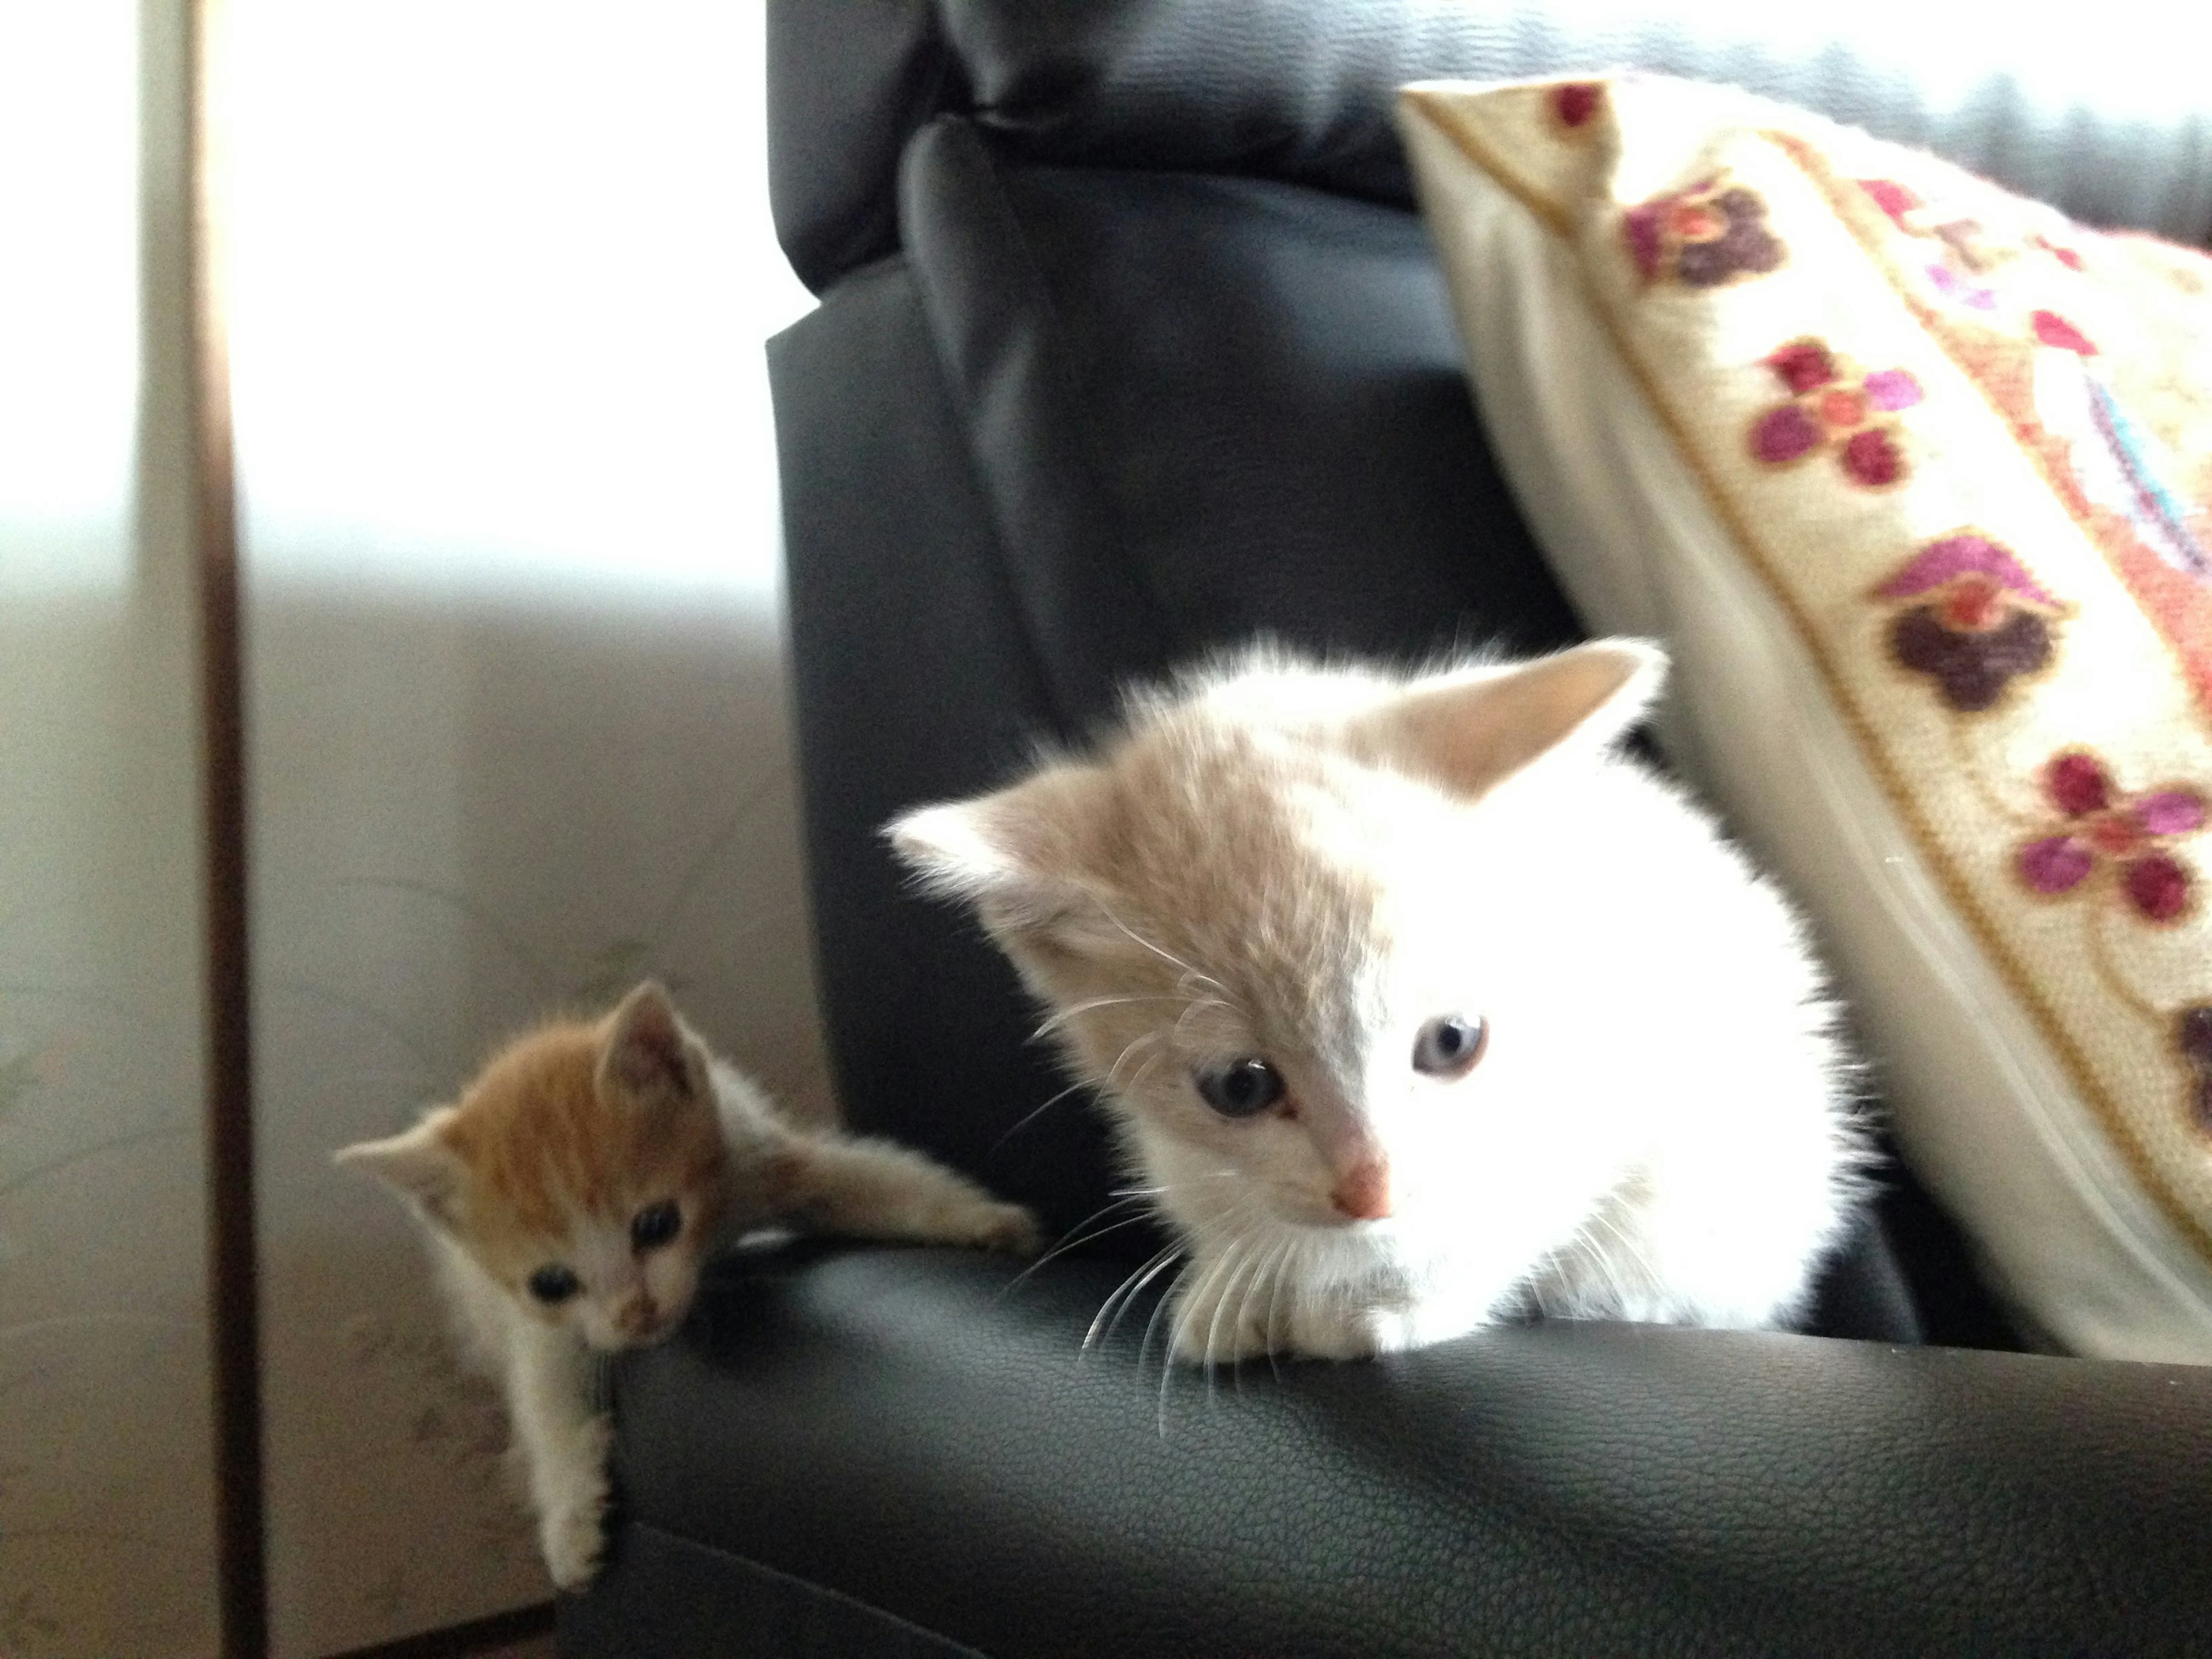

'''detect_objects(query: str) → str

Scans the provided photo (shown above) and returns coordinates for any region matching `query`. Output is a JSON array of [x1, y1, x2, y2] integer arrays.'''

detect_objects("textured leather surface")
[[560, 1521, 985, 1658], [577, 1245, 2212, 1658], [769, 256, 1123, 1247], [767, 0, 953, 291], [895, 122, 1177, 729], [770, 0, 2212, 292]]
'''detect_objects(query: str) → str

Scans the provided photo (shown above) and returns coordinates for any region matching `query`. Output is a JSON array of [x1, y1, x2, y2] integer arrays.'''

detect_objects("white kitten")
[[891, 642, 1865, 1363], [338, 981, 1039, 1588]]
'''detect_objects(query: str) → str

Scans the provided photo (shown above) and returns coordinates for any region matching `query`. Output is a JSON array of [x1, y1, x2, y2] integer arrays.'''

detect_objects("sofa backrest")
[[771, 0, 2212, 294]]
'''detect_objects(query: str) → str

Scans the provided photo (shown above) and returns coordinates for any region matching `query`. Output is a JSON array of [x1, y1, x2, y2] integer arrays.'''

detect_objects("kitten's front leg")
[[1280, 1289, 1493, 1359], [504, 1321, 611, 1591], [1166, 1245, 1283, 1367], [777, 1134, 1041, 1255], [1169, 1255, 1474, 1363]]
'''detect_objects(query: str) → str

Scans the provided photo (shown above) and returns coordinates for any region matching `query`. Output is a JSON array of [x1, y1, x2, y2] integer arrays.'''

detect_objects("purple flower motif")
[[2018, 836, 2096, 893], [2176, 1006, 2212, 1134], [1927, 262, 1998, 311], [1624, 177, 1785, 287], [1752, 405, 1823, 464], [1877, 533, 2066, 712], [1863, 369, 1925, 411], [1875, 535, 2064, 609]]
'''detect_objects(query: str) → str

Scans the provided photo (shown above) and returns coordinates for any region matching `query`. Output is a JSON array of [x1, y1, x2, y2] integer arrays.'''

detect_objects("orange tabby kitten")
[[338, 980, 1037, 1588]]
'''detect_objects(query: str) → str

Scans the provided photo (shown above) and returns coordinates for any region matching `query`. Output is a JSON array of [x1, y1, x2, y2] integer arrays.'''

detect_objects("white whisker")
[[989, 1077, 1093, 1151], [1176, 969, 1243, 1016], [1029, 994, 1183, 1041], [1147, 1254, 1203, 1434], [1116, 1051, 1163, 1101], [1139, 1253, 1204, 1437], [1090, 897, 1238, 1008], [1112, 1171, 1243, 1200], [1261, 1235, 1298, 1382], [999, 1197, 1157, 1294], [1207, 1233, 1271, 1396], [1234, 1234, 1293, 1384], [1084, 1243, 1185, 1353], [1101, 1029, 1165, 1093], [1171, 997, 1233, 1043]]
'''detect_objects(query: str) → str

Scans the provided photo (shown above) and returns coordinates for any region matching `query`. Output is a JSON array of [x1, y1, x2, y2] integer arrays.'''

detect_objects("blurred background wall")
[[0, 2, 820, 1654]]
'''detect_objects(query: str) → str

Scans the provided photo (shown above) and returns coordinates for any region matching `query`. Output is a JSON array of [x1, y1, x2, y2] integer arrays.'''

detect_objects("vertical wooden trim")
[[187, 0, 268, 1653]]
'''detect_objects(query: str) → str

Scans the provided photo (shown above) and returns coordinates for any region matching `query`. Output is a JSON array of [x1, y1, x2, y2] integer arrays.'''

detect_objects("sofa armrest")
[[564, 1244, 2212, 1658]]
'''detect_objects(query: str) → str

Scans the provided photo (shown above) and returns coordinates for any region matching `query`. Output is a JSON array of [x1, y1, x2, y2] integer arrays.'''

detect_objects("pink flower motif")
[[2031, 310, 2097, 355], [1927, 262, 1998, 311], [1860, 180, 2037, 310], [1747, 339, 1923, 487], [1858, 178, 1919, 229], [2032, 233, 2086, 272], [2015, 752, 2205, 923]]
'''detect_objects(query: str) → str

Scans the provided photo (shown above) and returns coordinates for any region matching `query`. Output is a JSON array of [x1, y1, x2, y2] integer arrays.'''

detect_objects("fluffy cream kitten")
[[338, 981, 1039, 1588], [891, 642, 1864, 1365]]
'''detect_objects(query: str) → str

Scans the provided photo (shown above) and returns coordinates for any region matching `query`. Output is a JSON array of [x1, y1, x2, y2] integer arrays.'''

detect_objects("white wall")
[[222, 3, 823, 1653], [0, 3, 220, 1655]]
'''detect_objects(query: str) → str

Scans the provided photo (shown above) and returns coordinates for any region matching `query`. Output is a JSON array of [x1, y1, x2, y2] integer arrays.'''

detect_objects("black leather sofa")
[[560, 5, 2212, 1653]]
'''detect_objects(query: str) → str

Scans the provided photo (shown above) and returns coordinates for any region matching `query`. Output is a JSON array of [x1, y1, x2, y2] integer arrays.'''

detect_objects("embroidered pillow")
[[1400, 74, 2212, 1363]]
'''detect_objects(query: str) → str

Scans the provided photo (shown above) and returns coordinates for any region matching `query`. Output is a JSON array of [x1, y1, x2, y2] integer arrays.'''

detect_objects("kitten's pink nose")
[[613, 1292, 660, 1338], [1331, 1158, 1392, 1221]]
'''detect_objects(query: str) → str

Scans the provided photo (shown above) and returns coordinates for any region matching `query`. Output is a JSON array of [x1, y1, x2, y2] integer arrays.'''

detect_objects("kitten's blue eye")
[[630, 1200, 682, 1252], [1412, 1015, 1487, 1078], [1194, 1058, 1285, 1119], [527, 1264, 580, 1305]]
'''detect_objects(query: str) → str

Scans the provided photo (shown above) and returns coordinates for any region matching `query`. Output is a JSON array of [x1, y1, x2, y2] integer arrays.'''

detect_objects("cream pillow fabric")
[[1400, 74, 2212, 1362]]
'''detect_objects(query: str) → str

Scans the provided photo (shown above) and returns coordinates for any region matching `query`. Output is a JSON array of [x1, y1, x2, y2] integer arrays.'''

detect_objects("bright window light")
[[0, 2, 138, 594], [225, 1, 815, 603]]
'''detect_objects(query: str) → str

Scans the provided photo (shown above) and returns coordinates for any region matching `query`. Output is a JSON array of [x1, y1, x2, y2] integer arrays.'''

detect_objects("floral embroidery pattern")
[[1857, 179, 2013, 265], [1551, 81, 1603, 131], [2176, 1006, 2212, 1132], [1741, 127, 2212, 1238], [2015, 752, 2205, 923], [1624, 176, 1784, 287], [1876, 533, 2066, 711], [1858, 179, 2009, 302], [1858, 177, 2097, 323], [2032, 233, 2086, 273], [2032, 310, 2097, 355], [1748, 339, 1922, 487], [1927, 262, 1997, 312]]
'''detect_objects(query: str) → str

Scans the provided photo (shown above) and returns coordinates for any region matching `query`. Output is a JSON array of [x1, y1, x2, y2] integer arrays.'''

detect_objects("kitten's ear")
[[335, 1110, 468, 1229], [885, 764, 1106, 937], [599, 980, 709, 1110], [1361, 640, 1666, 800]]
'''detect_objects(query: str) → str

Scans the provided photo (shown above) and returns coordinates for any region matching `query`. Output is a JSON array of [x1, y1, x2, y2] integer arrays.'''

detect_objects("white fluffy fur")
[[892, 642, 1866, 1364]]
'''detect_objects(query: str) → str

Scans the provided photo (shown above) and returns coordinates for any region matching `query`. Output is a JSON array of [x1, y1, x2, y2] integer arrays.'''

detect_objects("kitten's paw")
[[1168, 1317, 1273, 1367], [971, 1200, 1043, 1256], [1166, 1278, 1275, 1368], [539, 1493, 607, 1591], [1286, 1302, 1473, 1359], [535, 1417, 612, 1592]]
